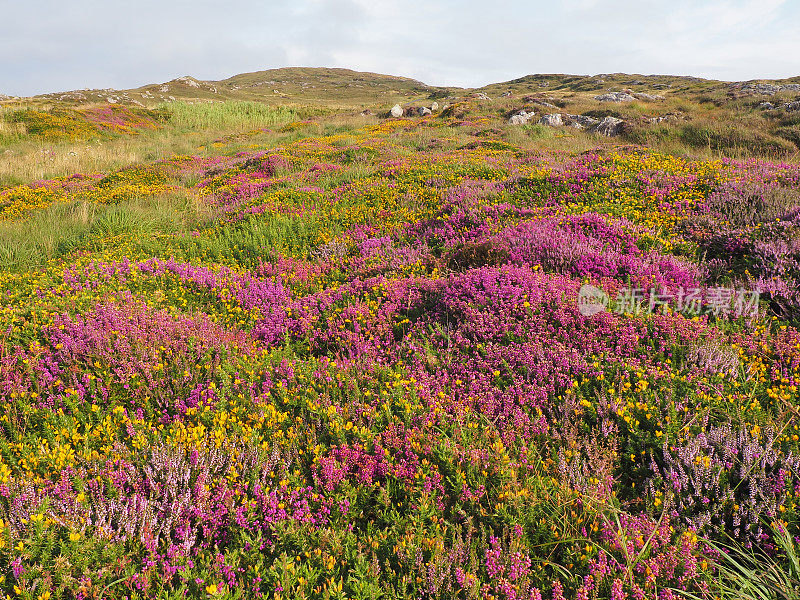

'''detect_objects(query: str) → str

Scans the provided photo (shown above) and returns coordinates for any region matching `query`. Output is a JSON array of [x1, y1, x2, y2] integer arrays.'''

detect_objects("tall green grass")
[[160, 101, 299, 131], [0, 106, 25, 145], [0, 193, 214, 270], [675, 524, 800, 600]]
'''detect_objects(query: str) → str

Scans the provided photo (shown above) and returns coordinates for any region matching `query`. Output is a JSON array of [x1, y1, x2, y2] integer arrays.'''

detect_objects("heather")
[[1, 104, 799, 600]]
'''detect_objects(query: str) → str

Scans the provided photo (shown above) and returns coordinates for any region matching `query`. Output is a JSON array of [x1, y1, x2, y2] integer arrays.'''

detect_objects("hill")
[[23, 67, 453, 109]]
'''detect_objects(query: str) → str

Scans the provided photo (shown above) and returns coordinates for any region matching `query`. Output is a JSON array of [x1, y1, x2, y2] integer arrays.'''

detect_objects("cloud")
[[1, 0, 798, 96]]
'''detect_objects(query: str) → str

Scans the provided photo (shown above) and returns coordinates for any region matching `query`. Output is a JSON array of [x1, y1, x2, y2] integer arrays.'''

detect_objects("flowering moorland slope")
[[1, 105, 800, 599]]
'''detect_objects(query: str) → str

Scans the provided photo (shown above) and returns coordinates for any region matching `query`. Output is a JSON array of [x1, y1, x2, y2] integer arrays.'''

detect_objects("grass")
[[0, 101, 306, 189], [676, 524, 800, 600], [0, 106, 25, 144], [159, 100, 299, 131], [0, 192, 214, 270]]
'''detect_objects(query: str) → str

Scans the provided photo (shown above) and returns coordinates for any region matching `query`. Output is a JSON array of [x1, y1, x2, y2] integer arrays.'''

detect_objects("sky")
[[2, 0, 800, 96]]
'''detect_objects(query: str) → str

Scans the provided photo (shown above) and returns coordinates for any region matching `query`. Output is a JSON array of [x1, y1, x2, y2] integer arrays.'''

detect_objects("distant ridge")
[[9, 66, 800, 113]]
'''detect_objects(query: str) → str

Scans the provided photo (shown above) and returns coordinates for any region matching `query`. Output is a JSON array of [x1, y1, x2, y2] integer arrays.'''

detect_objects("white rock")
[[430, 101, 439, 111], [390, 104, 403, 118], [176, 76, 200, 88], [632, 92, 665, 102], [594, 92, 636, 103], [508, 110, 534, 125], [539, 113, 563, 127], [592, 116, 625, 136]]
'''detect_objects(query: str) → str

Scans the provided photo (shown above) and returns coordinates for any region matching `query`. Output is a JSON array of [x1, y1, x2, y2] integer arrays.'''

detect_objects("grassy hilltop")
[[1, 68, 800, 599]]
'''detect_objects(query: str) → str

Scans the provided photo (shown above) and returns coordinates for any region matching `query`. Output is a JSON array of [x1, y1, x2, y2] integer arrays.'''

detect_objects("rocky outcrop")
[[594, 91, 636, 102], [175, 76, 201, 88], [539, 113, 563, 127], [508, 110, 534, 125], [592, 116, 625, 136], [644, 113, 683, 124], [733, 82, 800, 96], [633, 92, 664, 102], [568, 115, 601, 128]]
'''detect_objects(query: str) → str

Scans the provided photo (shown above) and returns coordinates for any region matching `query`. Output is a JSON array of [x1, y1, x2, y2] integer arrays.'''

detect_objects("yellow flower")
[[69, 532, 81, 542], [206, 584, 220, 595]]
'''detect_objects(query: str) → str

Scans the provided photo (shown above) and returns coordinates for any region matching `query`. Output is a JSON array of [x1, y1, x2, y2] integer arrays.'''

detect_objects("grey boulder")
[[508, 110, 534, 125], [594, 92, 636, 102], [539, 113, 564, 127], [592, 116, 625, 136]]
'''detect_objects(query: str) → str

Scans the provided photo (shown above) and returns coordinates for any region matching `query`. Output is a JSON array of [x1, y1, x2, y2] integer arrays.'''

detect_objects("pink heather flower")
[[551, 580, 565, 600], [611, 578, 627, 600]]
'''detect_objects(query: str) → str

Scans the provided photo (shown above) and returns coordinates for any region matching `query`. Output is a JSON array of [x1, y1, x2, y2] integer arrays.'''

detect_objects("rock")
[[785, 101, 800, 112], [539, 113, 563, 127], [569, 115, 601, 128], [592, 116, 625, 136], [472, 92, 491, 101], [759, 102, 775, 110], [570, 122, 585, 130], [390, 104, 403, 118], [360, 109, 373, 116], [175, 76, 200, 88], [594, 91, 636, 102], [735, 82, 800, 96], [501, 91, 513, 98], [508, 110, 534, 125], [418, 106, 432, 116], [430, 101, 439, 111], [646, 113, 681, 124], [632, 92, 664, 102]]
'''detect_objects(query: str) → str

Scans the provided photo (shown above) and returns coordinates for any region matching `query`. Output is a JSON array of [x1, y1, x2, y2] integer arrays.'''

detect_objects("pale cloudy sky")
[[2, 0, 799, 96]]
